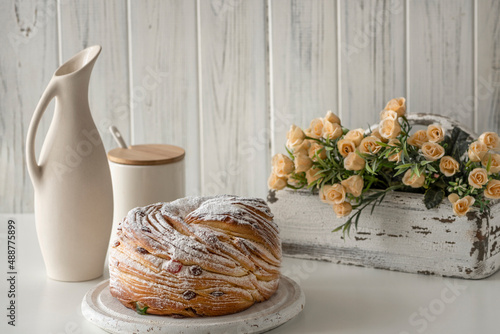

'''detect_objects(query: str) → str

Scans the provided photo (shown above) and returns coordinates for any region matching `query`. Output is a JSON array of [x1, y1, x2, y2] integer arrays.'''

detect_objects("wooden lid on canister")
[[107, 144, 185, 166]]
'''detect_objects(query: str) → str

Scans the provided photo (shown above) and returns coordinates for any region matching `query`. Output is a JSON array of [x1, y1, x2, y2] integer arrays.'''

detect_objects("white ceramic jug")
[[26, 45, 113, 281]]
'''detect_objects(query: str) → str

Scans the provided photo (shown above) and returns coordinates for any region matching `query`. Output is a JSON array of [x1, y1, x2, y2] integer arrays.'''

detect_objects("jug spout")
[[53, 45, 101, 93], [54, 45, 101, 77]]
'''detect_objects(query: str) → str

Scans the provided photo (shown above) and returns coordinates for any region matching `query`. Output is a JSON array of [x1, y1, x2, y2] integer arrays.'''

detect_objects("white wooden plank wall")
[[270, 0, 338, 154], [129, 0, 200, 196], [409, 0, 474, 126], [0, 0, 58, 212], [198, 0, 269, 197], [477, 0, 500, 134], [1, 0, 499, 213], [339, 0, 406, 129]]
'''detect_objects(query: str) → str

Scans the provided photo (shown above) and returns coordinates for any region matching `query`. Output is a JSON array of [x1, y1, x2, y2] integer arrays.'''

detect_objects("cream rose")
[[468, 168, 488, 189], [344, 128, 364, 147], [286, 125, 305, 150], [333, 202, 353, 218], [448, 193, 460, 204], [308, 118, 324, 139], [319, 184, 346, 205], [448, 195, 475, 217], [427, 124, 445, 143], [388, 138, 400, 146], [379, 109, 398, 120], [402, 169, 425, 188], [308, 142, 327, 161], [388, 152, 402, 162], [322, 120, 343, 140], [407, 130, 428, 148], [324, 110, 341, 125], [484, 179, 500, 199], [344, 152, 365, 171], [294, 153, 313, 173], [359, 136, 382, 155], [481, 153, 500, 173], [268, 172, 287, 190], [305, 168, 322, 185], [378, 118, 401, 140], [420, 142, 445, 161], [479, 132, 500, 150], [371, 128, 389, 143], [439, 156, 459, 177], [388, 139, 402, 162], [337, 139, 356, 158], [468, 141, 488, 162], [384, 97, 406, 117], [272, 153, 294, 177], [294, 140, 311, 156], [341, 175, 363, 197]]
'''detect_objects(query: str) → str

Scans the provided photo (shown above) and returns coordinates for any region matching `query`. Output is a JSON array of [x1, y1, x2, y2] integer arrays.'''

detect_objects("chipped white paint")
[[268, 189, 500, 279]]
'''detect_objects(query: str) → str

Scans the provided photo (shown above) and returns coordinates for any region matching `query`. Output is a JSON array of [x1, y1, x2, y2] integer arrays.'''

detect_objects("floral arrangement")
[[268, 98, 500, 235]]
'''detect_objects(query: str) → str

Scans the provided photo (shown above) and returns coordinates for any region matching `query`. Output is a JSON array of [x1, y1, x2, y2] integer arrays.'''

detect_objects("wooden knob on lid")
[[107, 144, 185, 166]]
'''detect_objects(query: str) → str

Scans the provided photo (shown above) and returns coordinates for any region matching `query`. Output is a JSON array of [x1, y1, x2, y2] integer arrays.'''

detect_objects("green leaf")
[[365, 162, 374, 174], [316, 156, 329, 169], [371, 159, 379, 173], [332, 224, 344, 233], [412, 164, 420, 177], [329, 155, 340, 168], [394, 166, 409, 177], [486, 154, 493, 173], [322, 173, 335, 185], [395, 163, 412, 170], [444, 126, 471, 160], [403, 142, 410, 161], [286, 184, 305, 190], [427, 165, 438, 173], [135, 302, 149, 315], [424, 187, 445, 209]]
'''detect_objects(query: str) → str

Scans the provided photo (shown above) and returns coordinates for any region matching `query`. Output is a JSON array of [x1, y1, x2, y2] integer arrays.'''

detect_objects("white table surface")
[[1, 214, 499, 334]]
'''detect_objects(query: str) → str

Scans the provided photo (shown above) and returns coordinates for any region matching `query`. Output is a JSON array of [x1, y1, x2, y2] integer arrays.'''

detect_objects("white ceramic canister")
[[107, 144, 185, 242]]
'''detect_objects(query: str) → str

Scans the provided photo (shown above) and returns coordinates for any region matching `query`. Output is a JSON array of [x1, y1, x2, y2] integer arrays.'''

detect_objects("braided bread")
[[109, 195, 281, 317]]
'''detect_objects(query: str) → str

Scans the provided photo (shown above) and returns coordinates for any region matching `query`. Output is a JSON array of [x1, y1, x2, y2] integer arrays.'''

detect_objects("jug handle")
[[26, 80, 57, 185]]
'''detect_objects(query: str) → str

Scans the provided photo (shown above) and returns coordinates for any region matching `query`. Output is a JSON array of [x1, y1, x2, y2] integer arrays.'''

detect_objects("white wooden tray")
[[81, 275, 305, 334]]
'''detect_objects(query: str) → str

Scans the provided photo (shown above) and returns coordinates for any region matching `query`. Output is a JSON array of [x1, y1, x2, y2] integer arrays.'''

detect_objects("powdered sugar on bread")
[[109, 195, 281, 317]]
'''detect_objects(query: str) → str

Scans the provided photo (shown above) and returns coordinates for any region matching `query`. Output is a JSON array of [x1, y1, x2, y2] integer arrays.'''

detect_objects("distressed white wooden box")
[[268, 189, 500, 279], [267, 114, 500, 279]]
